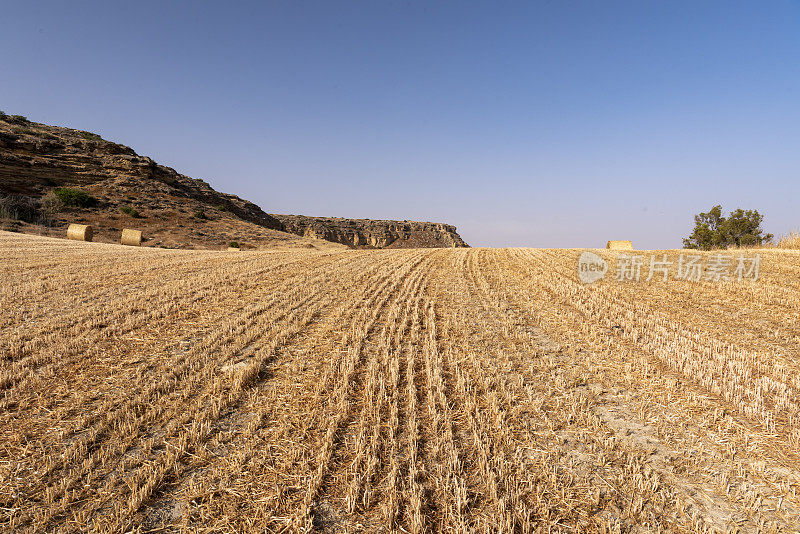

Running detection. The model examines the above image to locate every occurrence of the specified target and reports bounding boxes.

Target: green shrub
[228,241,240,249]
[79,131,102,141]
[54,188,98,208]
[193,210,208,220]
[119,206,142,218]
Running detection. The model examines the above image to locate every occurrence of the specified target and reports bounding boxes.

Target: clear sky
[2,1,799,248]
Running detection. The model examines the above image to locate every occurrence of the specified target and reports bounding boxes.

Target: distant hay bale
[227,246,241,251]
[607,240,633,250]
[66,224,93,242]
[121,229,142,246]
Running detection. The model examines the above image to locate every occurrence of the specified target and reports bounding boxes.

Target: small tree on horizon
[683,205,773,250]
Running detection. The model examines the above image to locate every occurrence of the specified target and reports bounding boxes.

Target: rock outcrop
[273,214,468,248]
[0,114,282,231]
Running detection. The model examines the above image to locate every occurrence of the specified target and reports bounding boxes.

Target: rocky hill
[275,214,468,248]
[0,112,467,249]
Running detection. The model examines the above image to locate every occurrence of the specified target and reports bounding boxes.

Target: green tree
[683,205,773,250]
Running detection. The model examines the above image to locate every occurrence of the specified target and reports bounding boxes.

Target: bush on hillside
[54,187,98,208]
[79,131,103,141]
[0,194,39,223]
[0,193,63,227]
[39,192,62,226]
[119,206,142,218]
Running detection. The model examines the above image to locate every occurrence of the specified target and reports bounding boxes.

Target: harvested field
[1,231,800,532]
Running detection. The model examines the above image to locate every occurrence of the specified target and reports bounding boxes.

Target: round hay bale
[607,240,633,250]
[121,228,142,246]
[227,246,241,252]
[66,224,93,242]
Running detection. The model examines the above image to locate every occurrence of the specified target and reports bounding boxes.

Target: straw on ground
[1,231,799,533]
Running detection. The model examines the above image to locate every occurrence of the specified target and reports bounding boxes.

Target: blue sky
[2,1,799,247]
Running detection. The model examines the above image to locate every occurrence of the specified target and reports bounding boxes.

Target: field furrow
[2,233,799,532]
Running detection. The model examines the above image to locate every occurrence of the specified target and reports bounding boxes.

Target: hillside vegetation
[2,232,799,532]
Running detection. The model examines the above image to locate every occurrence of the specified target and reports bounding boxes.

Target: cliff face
[273,214,469,248]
